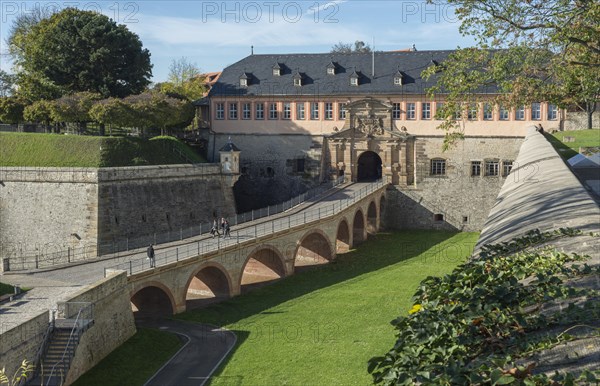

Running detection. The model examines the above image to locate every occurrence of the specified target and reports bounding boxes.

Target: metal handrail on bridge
[104,180,386,277]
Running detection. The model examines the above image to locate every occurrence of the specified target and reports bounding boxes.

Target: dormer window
[239,72,249,87]
[272,62,282,76]
[293,70,303,87]
[394,69,404,86]
[326,61,336,75]
[349,69,359,86]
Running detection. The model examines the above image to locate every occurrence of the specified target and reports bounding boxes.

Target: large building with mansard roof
[195,49,562,230]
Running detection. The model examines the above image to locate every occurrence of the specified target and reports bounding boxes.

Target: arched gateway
[325,97,414,184]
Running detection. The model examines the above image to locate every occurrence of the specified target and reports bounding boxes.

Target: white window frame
[229,103,238,120]
[516,106,525,120]
[435,102,444,120]
[406,103,416,120]
[240,78,248,87]
[216,103,224,120]
[531,102,541,120]
[283,102,291,120]
[296,102,305,120]
[503,161,513,177]
[325,102,333,120]
[547,104,558,120]
[471,161,481,176]
[255,102,264,120]
[392,103,401,119]
[338,103,346,120]
[350,77,358,86]
[422,102,431,120]
[242,103,251,120]
[483,103,493,120]
[294,78,302,87]
[485,160,499,176]
[499,106,509,121]
[311,102,319,120]
[327,67,335,75]
[269,103,278,120]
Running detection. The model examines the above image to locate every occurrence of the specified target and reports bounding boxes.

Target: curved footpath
[138,319,236,386]
[476,127,599,376]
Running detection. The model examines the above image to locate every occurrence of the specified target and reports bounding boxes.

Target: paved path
[138,319,236,386]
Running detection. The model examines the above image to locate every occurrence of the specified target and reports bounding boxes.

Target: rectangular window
[422,102,431,120]
[406,103,416,120]
[471,161,481,176]
[283,102,291,119]
[296,102,305,120]
[499,106,509,121]
[216,103,224,120]
[325,102,333,120]
[531,102,541,120]
[269,103,278,120]
[311,102,319,120]
[392,103,401,119]
[468,104,478,120]
[228,103,238,120]
[516,106,525,120]
[483,103,493,120]
[338,103,346,120]
[435,102,444,120]
[547,104,558,120]
[255,102,264,120]
[503,161,513,177]
[242,103,251,120]
[430,159,446,175]
[485,160,499,176]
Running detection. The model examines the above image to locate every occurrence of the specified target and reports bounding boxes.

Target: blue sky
[0,0,477,83]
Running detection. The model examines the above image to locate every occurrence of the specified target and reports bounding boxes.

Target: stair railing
[20,312,55,386]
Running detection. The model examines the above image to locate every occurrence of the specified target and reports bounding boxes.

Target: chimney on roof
[412,44,417,51]
[251,45,254,55]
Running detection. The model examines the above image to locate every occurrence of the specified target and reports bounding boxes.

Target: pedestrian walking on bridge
[147,244,155,268]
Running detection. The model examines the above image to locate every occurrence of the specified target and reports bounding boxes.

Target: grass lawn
[71,328,183,386]
[0,282,14,296]
[546,129,600,159]
[176,231,478,385]
[0,133,205,167]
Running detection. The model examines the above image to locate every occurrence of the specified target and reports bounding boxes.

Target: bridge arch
[352,209,366,245]
[367,200,378,235]
[130,281,176,317]
[240,245,286,294]
[294,230,334,271]
[185,262,233,309]
[379,194,386,229]
[336,218,351,253]
[357,151,382,182]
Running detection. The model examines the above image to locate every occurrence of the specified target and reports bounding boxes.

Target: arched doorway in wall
[240,247,286,294]
[379,195,386,230]
[294,231,333,272]
[353,210,366,245]
[357,151,382,182]
[131,285,174,318]
[185,265,231,310]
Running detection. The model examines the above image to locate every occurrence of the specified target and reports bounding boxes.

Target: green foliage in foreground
[71,328,182,386]
[0,282,14,296]
[370,229,600,385]
[546,129,600,160]
[176,231,478,385]
[0,133,205,167]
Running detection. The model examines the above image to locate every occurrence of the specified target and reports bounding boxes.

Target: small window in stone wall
[266,167,275,178]
[190,212,195,220]
[166,213,170,221]
[430,159,446,175]
[463,216,468,223]
[115,216,119,225]
[142,214,146,222]
[434,214,444,222]
[295,158,305,173]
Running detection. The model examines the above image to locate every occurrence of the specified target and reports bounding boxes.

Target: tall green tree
[23,99,55,133]
[157,57,206,101]
[17,8,152,100]
[424,0,600,146]
[50,92,101,134]
[0,70,17,97]
[0,97,25,126]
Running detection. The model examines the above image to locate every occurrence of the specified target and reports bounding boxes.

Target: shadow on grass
[175,230,464,327]
[544,132,578,160]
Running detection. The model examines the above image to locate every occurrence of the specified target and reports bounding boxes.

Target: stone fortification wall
[386,136,524,232]
[63,271,136,385]
[0,310,49,381]
[563,111,599,131]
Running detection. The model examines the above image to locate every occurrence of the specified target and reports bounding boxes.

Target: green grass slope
[0,133,205,167]
[546,129,600,159]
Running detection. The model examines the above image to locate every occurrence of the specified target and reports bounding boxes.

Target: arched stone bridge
[106,182,387,316]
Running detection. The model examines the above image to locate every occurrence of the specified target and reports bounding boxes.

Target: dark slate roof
[219,142,241,152]
[208,50,475,97]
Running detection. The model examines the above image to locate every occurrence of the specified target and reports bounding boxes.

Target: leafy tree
[330,40,372,54]
[157,57,206,101]
[89,98,133,136]
[17,8,152,100]
[123,91,194,136]
[424,0,600,146]
[0,97,25,125]
[50,92,101,134]
[0,71,16,97]
[23,99,55,133]
[6,6,55,64]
